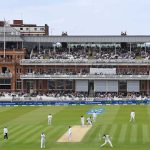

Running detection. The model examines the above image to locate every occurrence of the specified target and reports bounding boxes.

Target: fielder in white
[81,116,85,127]
[93,111,97,122]
[130,110,135,122]
[101,134,113,147]
[87,117,92,126]
[41,132,46,149]
[68,126,72,141]
[48,114,52,125]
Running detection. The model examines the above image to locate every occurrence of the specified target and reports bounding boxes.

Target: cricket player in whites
[4,127,8,140]
[87,116,92,126]
[130,110,135,122]
[48,114,52,125]
[101,134,113,148]
[93,111,97,122]
[68,126,72,141]
[41,132,46,148]
[81,116,85,127]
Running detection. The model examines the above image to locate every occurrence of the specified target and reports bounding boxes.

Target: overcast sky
[1,0,150,35]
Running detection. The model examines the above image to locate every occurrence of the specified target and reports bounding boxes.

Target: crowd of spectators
[0,91,149,101]
[29,45,150,61]
[24,69,149,76]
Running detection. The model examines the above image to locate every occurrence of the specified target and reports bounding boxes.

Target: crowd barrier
[0,100,150,106]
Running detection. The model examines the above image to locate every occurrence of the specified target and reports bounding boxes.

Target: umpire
[4,127,8,140]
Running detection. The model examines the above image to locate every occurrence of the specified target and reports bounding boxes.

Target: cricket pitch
[57,125,92,142]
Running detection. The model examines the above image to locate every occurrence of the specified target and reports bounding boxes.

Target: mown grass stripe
[86,125,100,143]
[13,125,43,143]
[118,124,128,143]
[142,124,150,143]
[9,125,33,140]
[0,124,23,139]
[94,125,108,142]
[84,124,111,143]
[24,126,65,144]
[0,125,14,137]
[130,124,137,143]
[112,124,122,143]
[44,126,64,143]
[24,125,51,143]
[99,124,112,139]
[109,124,118,137]
[137,124,142,144]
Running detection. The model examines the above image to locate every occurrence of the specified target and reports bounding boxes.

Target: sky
[1,0,150,35]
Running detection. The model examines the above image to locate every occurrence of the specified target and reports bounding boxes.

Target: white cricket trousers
[48,119,51,125]
[41,139,45,148]
[130,116,135,122]
[101,140,113,147]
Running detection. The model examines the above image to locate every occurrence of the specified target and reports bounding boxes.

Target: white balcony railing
[0,73,12,78]
[20,59,150,66]
[20,74,150,80]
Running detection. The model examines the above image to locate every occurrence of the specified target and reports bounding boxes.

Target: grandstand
[0,20,150,101]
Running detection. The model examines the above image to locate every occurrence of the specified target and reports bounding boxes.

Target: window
[16,79,21,89]
[28,68,33,73]
[48,80,55,90]
[34,28,37,31]
[40,28,44,31]
[65,80,73,90]
[118,81,127,92]
[26,28,29,30]
[56,80,64,90]
[0,79,11,85]
[20,28,23,30]
[0,85,11,89]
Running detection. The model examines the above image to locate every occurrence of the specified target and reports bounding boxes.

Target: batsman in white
[101,134,113,147]
[130,110,135,122]
[48,114,52,125]
[68,126,72,141]
[87,116,92,126]
[81,116,85,127]
[41,132,46,149]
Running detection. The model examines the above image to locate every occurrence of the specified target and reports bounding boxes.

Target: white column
[22,41,24,49]
[115,43,117,55]
[130,43,132,54]
[145,43,147,53]
[38,42,40,52]
[21,79,24,93]
[84,43,86,53]
[54,43,56,52]
[99,43,101,53]
[68,43,70,54]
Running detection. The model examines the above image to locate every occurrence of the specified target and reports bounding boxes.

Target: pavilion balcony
[20,59,150,66]
[0,73,12,78]
[20,74,150,80]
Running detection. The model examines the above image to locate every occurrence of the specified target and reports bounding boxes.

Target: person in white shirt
[81,116,85,127]
[93,111,97,122]
[130,110,135,122]
[68,126,72,141]
[101,134,113,147]
[87,116,92,126]
[41,132,46,148]
[4,127,8,140]
[48,114,52,125]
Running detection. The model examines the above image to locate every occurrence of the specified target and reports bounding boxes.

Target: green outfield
[0,105,150,150]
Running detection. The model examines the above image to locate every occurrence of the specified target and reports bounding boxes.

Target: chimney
[13,20,23,25]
